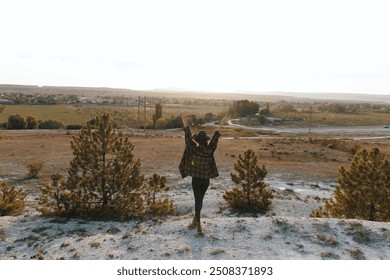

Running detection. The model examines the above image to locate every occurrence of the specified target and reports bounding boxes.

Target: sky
[1,0,390,95]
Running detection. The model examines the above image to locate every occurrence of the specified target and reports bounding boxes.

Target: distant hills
[1,84,389,103]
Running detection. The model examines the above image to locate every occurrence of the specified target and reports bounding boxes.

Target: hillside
[0,129,389,260]
[0,172,389,260]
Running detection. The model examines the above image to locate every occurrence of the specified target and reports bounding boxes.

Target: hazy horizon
[1,0,390,96]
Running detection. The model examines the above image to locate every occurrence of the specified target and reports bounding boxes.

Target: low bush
[7,114,26,129]
[143,173,175,217]
[66,124,82,130]
[26,162,44,179]
[0,182,26,216]
[26,115,38,129]
[39,120,65,129]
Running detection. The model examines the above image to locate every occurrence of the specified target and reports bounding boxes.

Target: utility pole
[0,105,6,115]
[143,96,146,132]
[137,96,140,132]
[308,105,313,134]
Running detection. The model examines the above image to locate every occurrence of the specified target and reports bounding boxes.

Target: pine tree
[143,173,175,217]
[39,113,145,220]
[0,182,26,216]
[311,147,390,222]
[224,149,273,213]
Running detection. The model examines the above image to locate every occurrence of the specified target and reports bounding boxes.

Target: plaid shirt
[179,126,221,179]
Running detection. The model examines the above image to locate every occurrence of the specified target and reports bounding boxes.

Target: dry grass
[0,103,228,127]
[1,128,389,185]
[0,228,6,241]
[348,248,366,260]
[275,111,390,127]
[89,242,101,248]
[321,251,340,259]
[317,234,339,246]
[209,248,226,256]
[0,105,89,125]
[1,106,390,217]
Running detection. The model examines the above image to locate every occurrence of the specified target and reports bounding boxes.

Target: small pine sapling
[38,174,68,216]
[143,173,175,217]
[311,147,390,222]
[0,182,26,216]
[224,149,273,213]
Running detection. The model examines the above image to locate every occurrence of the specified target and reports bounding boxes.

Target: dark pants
[192,177,210,223]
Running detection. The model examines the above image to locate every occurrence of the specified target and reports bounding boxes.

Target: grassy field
[0,103,228,127]
[0,105,89,125]
[267,111,390,127]
[1,103,389,128]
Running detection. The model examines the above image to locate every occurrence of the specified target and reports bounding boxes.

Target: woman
[179,114,228,235]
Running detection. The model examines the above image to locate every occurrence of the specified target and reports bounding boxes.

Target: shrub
[155,118,167,129]
[0,182,26,216]
[204,112,214,122]
[66,124,82,130]
[26,115,38,129]
[143,173,175,217]
[38,174,64,217]
[311,147,390,222]
[224,149,273,213]
[26,162,44,179]
[39,120,65,129]
[274,103,297,113]
[165,116,182,129]
[228,100,260,117]
[259,102,271,116]
[7,114,26,129]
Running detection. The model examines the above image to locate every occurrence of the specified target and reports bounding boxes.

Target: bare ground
[1,128,388,182]
[1,128,389,260]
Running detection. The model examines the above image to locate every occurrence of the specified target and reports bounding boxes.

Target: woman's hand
[217,115,230,131]
[181,113,188,128]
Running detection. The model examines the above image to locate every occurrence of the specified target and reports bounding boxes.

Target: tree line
[4,114,67,129]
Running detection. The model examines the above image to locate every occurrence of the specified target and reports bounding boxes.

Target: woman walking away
[179,114,229,236]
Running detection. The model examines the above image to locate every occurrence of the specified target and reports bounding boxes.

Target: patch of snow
[0,172,389,260]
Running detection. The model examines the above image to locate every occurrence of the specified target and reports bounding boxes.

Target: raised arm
[216,115,230,131]
[181,113,188,128]
[181,113,196,149]
[208,115,228,151]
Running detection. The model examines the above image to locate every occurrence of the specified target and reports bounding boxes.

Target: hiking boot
[188,217,196,229]
[196,221,204,236]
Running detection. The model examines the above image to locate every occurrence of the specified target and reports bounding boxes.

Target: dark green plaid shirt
[179,126,221,179]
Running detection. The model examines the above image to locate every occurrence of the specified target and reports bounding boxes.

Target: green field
[0,103,228,127]
[0,105,91,125]
[2,103,389,128]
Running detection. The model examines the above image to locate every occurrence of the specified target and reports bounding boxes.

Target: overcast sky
[1,0,390,95]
